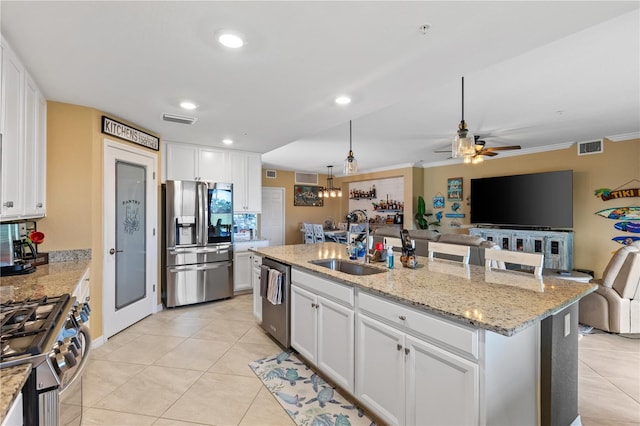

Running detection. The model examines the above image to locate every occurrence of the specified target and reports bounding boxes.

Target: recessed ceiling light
[335,96,351,105]
[180,101,198,110]
[218,33,244,48]
[222,139,233,145]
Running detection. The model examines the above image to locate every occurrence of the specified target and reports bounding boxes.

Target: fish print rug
[249,351,375,426]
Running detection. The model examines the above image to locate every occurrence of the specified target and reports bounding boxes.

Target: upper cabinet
[164,142,262,213]
[1,37,47,222]
[229,151,262,213]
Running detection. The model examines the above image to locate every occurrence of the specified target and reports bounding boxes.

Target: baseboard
[570,414,582,426]
[155,303,164,313]
[90,334,106,349]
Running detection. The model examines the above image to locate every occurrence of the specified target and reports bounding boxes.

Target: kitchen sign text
[102,116,159,151]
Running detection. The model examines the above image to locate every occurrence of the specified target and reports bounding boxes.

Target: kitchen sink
[309,258,387,275]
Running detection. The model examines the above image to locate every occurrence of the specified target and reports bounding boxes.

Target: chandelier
[318,166,342,198]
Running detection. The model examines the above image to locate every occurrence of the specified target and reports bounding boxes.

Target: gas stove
[0,294,91,426]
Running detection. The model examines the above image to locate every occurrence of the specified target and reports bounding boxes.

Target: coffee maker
[0,223,37,276]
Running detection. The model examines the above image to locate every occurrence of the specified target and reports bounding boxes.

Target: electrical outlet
[564,313,571,337]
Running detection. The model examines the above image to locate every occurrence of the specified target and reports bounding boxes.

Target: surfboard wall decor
[612,236,640,245]
[614,222,640,233]
[595,207,640,220]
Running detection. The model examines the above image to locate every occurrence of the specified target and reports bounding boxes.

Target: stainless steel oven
[1,294,92,426]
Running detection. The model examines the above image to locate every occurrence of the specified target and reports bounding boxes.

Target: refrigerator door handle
[169,261,232,273]
[196,182,208,245]
[168,246,231,255]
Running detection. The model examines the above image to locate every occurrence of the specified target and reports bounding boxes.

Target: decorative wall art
[614,222,640,233]
[293,185,323,207]
[612,236,640,245]
[433,193,445,209]
[594,179,640,201]
[447,177,463,201]
[595,207,640,220]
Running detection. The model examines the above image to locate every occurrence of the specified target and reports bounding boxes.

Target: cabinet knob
[399,315,406,321]
[404,348,410,355]
[311,303,316,308]
[36,203,43,208]
[397,344,403,351]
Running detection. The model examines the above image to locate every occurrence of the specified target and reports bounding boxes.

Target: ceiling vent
[162,113,197,125]
[295,172,318,185]
[577,139,603,156]
[265,170,277,179]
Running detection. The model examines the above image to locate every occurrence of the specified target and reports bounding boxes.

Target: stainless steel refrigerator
[162,180,234,308]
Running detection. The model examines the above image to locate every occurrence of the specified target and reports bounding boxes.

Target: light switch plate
[564,313,571,337]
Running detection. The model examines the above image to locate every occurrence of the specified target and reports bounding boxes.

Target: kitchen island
[253,242,596,426]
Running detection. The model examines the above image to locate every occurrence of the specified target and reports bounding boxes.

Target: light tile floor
[61,294,640,425]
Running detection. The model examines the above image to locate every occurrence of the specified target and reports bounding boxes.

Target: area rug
[249,351,375,426]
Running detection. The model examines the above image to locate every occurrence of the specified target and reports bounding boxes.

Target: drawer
[358,291,478,359]
[292,268,354,307]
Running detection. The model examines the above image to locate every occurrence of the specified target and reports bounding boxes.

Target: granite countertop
[252,243,597,336]
[0,364,31,422]
[0,259,90,303]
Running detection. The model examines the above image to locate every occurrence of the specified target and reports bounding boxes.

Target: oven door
[58,324,91,426]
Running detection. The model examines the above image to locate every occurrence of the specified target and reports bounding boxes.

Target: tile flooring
[61,294,639,425]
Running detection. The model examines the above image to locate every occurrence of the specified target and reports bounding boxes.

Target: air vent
[577,139,603,156]
[265,170,277,179]
[162,113,197,125]
[295,172,318,185]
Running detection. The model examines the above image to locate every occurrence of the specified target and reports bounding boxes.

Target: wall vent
[266,169,277,179]
[577,139,603,156]
[295,172,318,185]
[162,113,198,125]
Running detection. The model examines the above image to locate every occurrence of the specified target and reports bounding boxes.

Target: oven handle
[59,324,92,397]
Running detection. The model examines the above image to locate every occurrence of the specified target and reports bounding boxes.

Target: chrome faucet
[346,209,370,263]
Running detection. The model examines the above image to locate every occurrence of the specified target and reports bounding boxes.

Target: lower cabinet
[290,272,355,393]
[234,250,253,292]
[356,294,479,426]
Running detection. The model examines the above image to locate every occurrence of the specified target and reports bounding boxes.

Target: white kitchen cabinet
[234,250,253,293]
[356,291,479,426]
[229,151,262,213]
[0,37,46,221]
[405,336,479,426]
[291,269,355,392]
[164,142,229,183]
[234,240,269,294]
[251,254,262,322]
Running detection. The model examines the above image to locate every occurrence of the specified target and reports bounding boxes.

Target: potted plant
[415,195,441,231]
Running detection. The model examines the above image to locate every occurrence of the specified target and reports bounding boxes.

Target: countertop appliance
[0,294,91,426]
[0,222,37,276]
[260,257,291,348]
[162,180,234,308]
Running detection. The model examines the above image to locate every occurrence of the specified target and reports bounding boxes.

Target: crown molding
[606,132,640,142]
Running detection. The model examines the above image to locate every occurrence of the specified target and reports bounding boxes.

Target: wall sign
[433,193,445,209]
[102,116,159,151]
[447,177,463,201]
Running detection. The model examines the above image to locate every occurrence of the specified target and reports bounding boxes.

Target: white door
[233,250,253,292]
[290,284,317,364]
[103,140,157,338]
[405,336,479,426]
[355,314,405,426]
[260,187,284,245]
[317,295,355,392]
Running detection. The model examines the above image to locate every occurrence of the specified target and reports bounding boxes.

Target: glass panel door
[115,161,146,309]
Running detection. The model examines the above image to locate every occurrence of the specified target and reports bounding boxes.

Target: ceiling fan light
[463,155,472,164]
[472,155,483,164]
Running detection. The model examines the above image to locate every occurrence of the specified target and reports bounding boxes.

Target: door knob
[109,248,123,255]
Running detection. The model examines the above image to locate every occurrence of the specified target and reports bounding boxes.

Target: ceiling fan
[434,136,521,162]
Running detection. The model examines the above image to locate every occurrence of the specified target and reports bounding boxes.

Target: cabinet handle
[311,303,316,308]
[397,344,403,351]
[36,203,43,208]
[3,201,13,208]
[404,348,410,355]
[399,315,406,321]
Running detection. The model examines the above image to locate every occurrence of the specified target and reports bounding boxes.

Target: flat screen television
[470,170,573,229]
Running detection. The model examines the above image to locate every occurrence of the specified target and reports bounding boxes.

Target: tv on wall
[470,170,573,229]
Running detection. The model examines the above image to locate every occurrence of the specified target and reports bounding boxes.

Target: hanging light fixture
[452,76,476,161]
[344,120,358,175]
[317,165,342,199]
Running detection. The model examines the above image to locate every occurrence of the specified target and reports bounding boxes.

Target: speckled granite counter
[0,364,31,423]
[252,243,597,336]
[0,259,90,303]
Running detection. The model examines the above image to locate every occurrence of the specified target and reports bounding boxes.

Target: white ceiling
[2,1,639,175]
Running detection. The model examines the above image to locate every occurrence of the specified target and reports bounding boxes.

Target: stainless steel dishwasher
[260,258,291,348]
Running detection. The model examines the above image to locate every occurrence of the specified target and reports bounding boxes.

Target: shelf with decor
[373,209,403,213]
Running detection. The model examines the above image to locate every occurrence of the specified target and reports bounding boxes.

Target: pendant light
[344,120,358,175]
[317,165,342,198]
[452,77,476,160]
